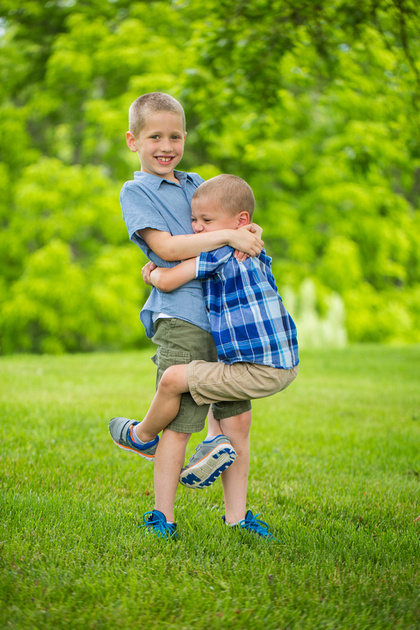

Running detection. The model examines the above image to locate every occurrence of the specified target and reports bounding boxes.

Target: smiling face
[191,196,250,233]
[126,111,186,183]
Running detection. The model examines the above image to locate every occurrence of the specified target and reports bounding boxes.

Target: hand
[230,224,264,261]
[142,261,157,286]
[249,222,263,240]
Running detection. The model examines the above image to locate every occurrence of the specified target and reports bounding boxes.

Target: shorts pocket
[153,347,191,371]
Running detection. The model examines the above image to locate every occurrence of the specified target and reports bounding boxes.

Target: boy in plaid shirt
[140,174,299,536]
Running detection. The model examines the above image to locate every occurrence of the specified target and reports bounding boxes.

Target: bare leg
[214,410,252,524]
[206,410,222,438]
[135,364,189,443]
[153,428,191,523]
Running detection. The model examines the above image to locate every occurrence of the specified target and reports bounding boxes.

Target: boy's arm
[138,224,263,262]
[149,259,197,292]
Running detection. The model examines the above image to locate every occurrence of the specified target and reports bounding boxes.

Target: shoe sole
[110,438,156,461]
[179,444,236,489]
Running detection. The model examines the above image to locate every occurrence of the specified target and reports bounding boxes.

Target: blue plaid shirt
[196,246,299,369]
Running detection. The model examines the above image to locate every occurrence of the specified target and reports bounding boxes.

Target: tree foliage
[0,0,419,353]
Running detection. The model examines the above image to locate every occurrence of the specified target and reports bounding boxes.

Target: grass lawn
[1,345,419,629]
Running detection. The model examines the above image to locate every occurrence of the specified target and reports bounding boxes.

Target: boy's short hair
[193,174,255,219]
[129,92,186,138]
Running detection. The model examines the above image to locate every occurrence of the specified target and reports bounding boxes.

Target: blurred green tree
[0,0,419,352]
[179,0,420,343]
[0,0,193,353]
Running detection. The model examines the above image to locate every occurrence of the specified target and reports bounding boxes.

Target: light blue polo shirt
[120,170,211,338]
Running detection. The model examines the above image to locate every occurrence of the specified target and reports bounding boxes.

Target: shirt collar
[133,170,191,190]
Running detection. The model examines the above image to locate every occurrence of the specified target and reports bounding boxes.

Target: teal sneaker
[140,510,177,540]
[179,435,236,489]
[109,417,158,461]
[223,510,274,540]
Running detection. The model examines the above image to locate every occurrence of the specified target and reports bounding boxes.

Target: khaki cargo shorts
[187,360,299,406]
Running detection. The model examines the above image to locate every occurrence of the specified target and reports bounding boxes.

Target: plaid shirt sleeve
[196,246,234,279]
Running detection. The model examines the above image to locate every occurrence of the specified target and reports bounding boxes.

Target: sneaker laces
[140,510,177,539]
[240,511,274,539]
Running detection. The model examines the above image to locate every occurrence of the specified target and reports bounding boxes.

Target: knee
[161,427,191,445]
[159,365,181,395]
[221,412,251,451]
[233,412,252,437]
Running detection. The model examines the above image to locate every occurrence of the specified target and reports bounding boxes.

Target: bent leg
[135,364,190,443]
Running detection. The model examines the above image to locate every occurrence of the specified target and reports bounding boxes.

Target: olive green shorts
[151,318,251,434]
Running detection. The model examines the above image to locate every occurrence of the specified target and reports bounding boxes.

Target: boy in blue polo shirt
[109,93,263,539]
[134,174,299,539]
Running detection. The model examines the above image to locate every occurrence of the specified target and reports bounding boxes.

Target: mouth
[155,156,174,164]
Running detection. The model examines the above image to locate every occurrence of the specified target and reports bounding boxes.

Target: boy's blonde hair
[193,174,255,220]
[128,92,186,138]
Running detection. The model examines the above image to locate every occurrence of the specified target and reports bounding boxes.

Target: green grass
[1,345,419,629]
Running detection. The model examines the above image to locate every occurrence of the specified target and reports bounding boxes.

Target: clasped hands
[142,222,263,286]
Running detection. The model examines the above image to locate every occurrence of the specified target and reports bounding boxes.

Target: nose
[159,137,172,152]
[193,222,203,233]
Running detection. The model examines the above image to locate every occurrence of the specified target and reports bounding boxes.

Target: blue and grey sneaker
[179,435,236,489]
[109,417,158,461]
[140,510,177,540]
[223,510,274,539]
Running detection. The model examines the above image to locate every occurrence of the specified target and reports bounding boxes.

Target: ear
[237,211,250,227]
[126,131,138,153]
